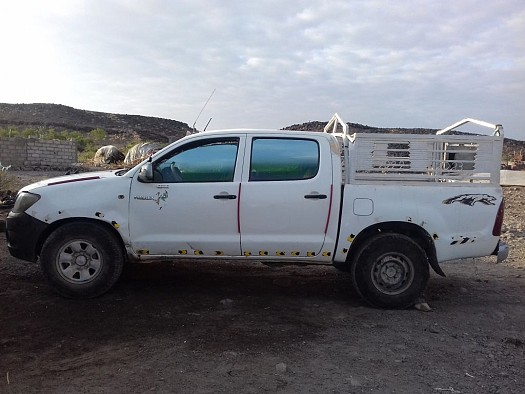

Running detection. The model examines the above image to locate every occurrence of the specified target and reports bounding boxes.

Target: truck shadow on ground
[119,260,358,300]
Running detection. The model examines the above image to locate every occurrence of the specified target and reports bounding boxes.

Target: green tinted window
[250,138,319,181]
[155,138,239,183]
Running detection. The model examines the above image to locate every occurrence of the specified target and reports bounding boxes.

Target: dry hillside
[0,103,192,143]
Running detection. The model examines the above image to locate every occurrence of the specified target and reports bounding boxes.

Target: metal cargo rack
[324,114,504,185]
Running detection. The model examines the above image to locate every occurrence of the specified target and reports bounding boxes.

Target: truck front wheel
[351,233,429,308]
[40,222,124,298]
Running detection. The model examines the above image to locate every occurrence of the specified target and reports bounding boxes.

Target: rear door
[239,135,333,257]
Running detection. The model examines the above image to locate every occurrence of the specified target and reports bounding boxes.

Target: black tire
[350,233,429,309]
[40,222,124,298]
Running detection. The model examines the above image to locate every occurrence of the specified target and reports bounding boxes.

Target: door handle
[214,194,237,200]
[304,194,327,199]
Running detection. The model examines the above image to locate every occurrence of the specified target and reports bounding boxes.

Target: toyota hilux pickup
[6,114,508,308]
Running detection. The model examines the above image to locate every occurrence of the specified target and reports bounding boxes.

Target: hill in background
[0,103,523,160]
[0,103,192,143]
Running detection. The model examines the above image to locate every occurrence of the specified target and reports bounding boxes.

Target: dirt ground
[1,171,524,393]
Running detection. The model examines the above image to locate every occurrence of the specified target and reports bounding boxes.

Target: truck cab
[128,130,341,260]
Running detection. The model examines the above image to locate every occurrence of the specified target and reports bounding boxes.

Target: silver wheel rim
[371,253,414,295]
[55,240,103,284]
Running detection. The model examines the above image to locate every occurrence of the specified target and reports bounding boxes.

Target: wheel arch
[346,221,445,277]
[36,218,126,261]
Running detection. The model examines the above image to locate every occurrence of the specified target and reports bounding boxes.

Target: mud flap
[427,247,446,277]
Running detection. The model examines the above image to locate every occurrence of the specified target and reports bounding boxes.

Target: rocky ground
[0,171,524,393]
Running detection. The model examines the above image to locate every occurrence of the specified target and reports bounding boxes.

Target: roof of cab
[188,128,331,138]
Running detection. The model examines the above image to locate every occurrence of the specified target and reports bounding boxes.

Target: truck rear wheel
[351,233,429,308]
[40,222,124,298]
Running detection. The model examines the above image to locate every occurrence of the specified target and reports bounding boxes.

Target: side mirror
[138,161,153,182]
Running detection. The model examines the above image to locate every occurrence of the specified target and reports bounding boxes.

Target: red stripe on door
[324,184,334,234]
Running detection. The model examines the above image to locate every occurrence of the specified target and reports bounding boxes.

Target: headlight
[12,192,41,213]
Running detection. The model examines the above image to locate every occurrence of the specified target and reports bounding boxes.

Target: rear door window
[249,138,319,181]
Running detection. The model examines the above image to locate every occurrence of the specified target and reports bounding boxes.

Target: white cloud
[0,0,523,139]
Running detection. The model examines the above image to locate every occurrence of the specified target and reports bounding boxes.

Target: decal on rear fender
[442,194,496,206]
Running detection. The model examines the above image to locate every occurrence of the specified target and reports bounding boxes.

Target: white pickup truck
[6,114,508,308]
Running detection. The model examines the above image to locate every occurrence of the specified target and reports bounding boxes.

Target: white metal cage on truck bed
[324,114,504,185]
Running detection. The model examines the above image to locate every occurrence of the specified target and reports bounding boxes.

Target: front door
[128,136,244,257]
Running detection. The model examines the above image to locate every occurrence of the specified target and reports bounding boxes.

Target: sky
[0,0,524,140]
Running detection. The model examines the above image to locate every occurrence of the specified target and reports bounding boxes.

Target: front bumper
[6,211,48,262]
[492,241,509,264]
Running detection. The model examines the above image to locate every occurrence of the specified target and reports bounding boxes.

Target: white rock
[220,298,234,306]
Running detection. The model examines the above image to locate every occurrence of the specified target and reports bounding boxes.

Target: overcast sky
[1,0,523,140]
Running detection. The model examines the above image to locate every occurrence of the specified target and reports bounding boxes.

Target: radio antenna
[192,88,216,132]
[203,117,212,131]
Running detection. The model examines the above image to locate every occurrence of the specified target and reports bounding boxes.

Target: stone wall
[0,137,77,169]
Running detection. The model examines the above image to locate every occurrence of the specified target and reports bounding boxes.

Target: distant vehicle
[6,114,508,308]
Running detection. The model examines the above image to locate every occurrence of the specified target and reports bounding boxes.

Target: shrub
[89,128,106,142]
